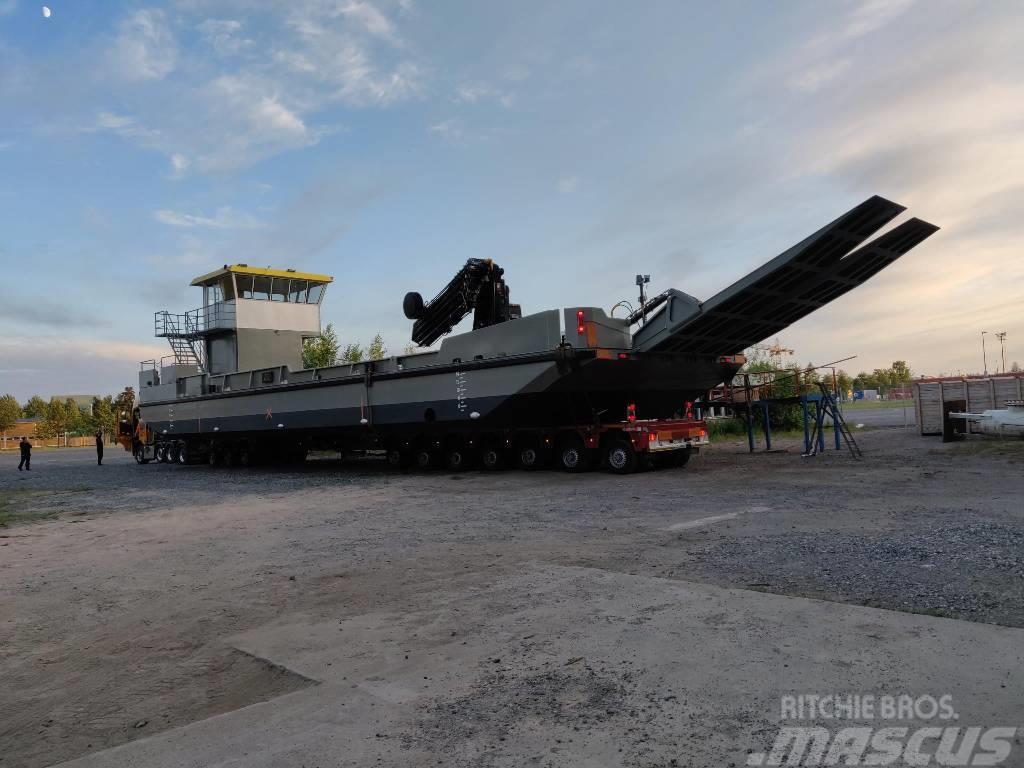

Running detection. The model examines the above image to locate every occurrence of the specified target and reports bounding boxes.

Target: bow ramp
[631,196,938,355]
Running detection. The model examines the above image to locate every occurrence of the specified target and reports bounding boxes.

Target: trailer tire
[605,440,638,474]
[238,445,253,467]
[386,448,410,469]
[414,448,433,470]
[208,447,221,466]
[557,437,592,473]
[518,444,543,471]
[176,441,189,464]
[480,445,504,471]
[157,443,170,463]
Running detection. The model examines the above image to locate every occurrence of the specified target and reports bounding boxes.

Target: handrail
[155,301,236,337]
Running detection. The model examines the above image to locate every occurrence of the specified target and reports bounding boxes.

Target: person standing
[18,437,31,471]
[95,429,104,466]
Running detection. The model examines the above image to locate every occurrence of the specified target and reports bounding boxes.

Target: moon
[42,6,51,17]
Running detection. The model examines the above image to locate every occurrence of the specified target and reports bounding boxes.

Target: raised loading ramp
[632,196,938,355]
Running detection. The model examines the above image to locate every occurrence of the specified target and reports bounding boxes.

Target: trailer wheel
[208,447,221,466]
[557,437,592,473]
[518,445,543,471]
[480,445,504,471]
[414,448,433,470]
[157,443,170,463]
[176,441,189,464]
[134,446,149,464]
[222,447,236,467]
[605,440,638,474]
[445,447,469,471]
[238,445,253,467]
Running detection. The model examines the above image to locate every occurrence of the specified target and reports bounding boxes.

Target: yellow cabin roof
[190,264,334,287]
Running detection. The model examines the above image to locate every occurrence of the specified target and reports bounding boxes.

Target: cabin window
[288,280,307,303]
[238,274,255,299]
[252,276,272,301]
[307,283,325,304]
[270,278,288,302]
[260,371,274,384]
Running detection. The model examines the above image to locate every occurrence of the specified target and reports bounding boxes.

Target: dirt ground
[1,429,1023,767]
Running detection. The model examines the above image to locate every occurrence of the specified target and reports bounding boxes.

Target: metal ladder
[155,311,206,370]
[807,382,862,459]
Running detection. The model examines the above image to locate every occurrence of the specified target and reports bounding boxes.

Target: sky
[1,0,1022,402]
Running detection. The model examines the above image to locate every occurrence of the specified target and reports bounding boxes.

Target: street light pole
[995,331,1007,373]
[981,331,989,375]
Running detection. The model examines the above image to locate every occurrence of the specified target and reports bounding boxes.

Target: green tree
[302,322,340,368]
[367,333,387,361]
[889,360,913,385]
[836,370,853,400]
[23,395,48,418]
[64,398,84,435]
[38,397,70,440]
[340,342,364,363]
[402,343,417,356]
[0,394,22,434]
[92,396,116,436]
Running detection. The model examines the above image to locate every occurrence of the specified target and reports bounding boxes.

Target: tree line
[0,393,121,439]
[301,325,417,369]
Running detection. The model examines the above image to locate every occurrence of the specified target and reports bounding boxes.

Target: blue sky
[1,0,1022,401]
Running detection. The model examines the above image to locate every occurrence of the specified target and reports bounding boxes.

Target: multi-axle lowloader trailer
[115,195,937,473]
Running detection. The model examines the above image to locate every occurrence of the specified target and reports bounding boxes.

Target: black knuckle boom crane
[115,196,937,473]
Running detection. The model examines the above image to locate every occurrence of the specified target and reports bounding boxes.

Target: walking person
[95,429,104,466]
[18,437,31,471]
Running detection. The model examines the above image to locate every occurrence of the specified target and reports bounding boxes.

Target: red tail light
[627,402,636,423]
[576,310,585,335]
[648,431,657,442]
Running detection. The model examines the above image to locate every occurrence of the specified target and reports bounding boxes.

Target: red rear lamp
[626,402,637,423]
[576,310,585,334]
[648,431,657,442]
[617,352,630,360]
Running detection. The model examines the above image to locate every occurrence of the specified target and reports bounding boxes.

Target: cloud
[198,19,253,56]
[428,118,462,139]
[0,337,168,401]
[0,299,107,329]
[0,0,16,16]
[153,207,265,230]
[557,176,578,194]
[167,153,190,177]
[109,9,178,81]
[788,58,851,93]
[454,81,513,107]
[337,1,399,44]
[844,0,916,39]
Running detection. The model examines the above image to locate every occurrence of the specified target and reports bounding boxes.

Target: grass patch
[0,489,60,527]
[0,486,92,527]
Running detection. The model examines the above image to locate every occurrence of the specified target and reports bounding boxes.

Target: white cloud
[788,58,851,93]
[337,1,398,44]
[0,0,17,16]
[198,19,253,56]
[455,81,513,107]
[168,153,190,178]
[154,206,264,230]
[557,176,579,194]
[844,0,915,39]
[428,118,462,139]
[109,9,178,81]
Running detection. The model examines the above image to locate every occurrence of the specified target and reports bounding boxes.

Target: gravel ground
[2,428,1023,766]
